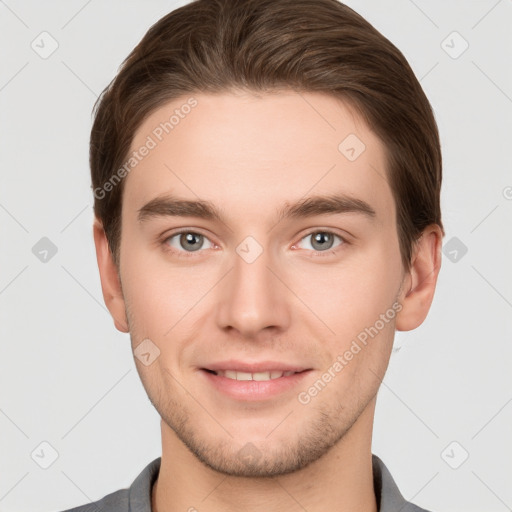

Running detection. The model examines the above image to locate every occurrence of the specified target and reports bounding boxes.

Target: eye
[164,231,215,254]
[294,230,345,253]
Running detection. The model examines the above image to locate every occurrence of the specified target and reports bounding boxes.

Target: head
[92,0,443,478]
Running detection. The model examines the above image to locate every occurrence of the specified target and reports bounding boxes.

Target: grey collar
[126,454,431,512]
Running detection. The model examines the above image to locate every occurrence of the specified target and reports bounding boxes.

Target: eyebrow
[137,193,376,224]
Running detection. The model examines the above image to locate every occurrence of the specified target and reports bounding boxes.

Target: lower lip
[200,369,312,401]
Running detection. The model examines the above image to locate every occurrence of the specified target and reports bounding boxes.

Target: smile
[201,368,311,401]
[209,370,299,381]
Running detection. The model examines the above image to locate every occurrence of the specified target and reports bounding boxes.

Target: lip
[200,367,312,401]
[202,360,309,373]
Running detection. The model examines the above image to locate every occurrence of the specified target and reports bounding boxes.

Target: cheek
[120,243,219,336]
[286,246,401,341]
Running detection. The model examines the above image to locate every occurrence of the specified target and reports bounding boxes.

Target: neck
[152,400,378,512]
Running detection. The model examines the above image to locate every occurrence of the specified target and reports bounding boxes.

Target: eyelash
[161,229,348,259]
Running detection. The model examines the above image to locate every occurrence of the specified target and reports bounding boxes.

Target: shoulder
[372,454,435,512]
[57,488,129,512]
[55,457,161,512]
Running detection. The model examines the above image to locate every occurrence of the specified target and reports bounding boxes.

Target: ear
[395,224,443,331]
[93,217,129,333]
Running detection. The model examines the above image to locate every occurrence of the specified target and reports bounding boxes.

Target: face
[115,90,407,477]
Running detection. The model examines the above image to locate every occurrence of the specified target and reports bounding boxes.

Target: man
[63,0,443,510]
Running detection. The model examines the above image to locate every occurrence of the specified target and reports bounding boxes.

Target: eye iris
[180,233,203,251]
[311,232,333,251]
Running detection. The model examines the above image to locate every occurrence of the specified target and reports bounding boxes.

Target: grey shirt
[59,454,431,512]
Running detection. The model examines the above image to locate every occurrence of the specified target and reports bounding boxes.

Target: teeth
[215,370,297,381]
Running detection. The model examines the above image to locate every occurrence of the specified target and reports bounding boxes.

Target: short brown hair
[90,0,444,270]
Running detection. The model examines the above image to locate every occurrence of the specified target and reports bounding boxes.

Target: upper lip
[202,360,310,373]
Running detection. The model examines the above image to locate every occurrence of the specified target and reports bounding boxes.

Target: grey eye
[310,232,335,251]
[180,233,204,251]
[166,232,214,252]
[296,231,343,252]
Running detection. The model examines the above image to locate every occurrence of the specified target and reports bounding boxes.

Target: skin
[93,90,442,512]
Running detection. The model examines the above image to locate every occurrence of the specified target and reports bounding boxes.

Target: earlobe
[395,224,443,332]
[92,218,129,333]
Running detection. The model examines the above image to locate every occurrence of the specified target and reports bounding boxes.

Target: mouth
[202,369,303,380]
[200,365,312,401]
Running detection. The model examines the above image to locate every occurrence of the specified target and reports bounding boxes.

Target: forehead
[122,90,394,226]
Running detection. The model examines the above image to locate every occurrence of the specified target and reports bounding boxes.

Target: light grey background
[1,1,511,511]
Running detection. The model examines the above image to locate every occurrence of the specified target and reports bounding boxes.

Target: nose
[215,240,291,338]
